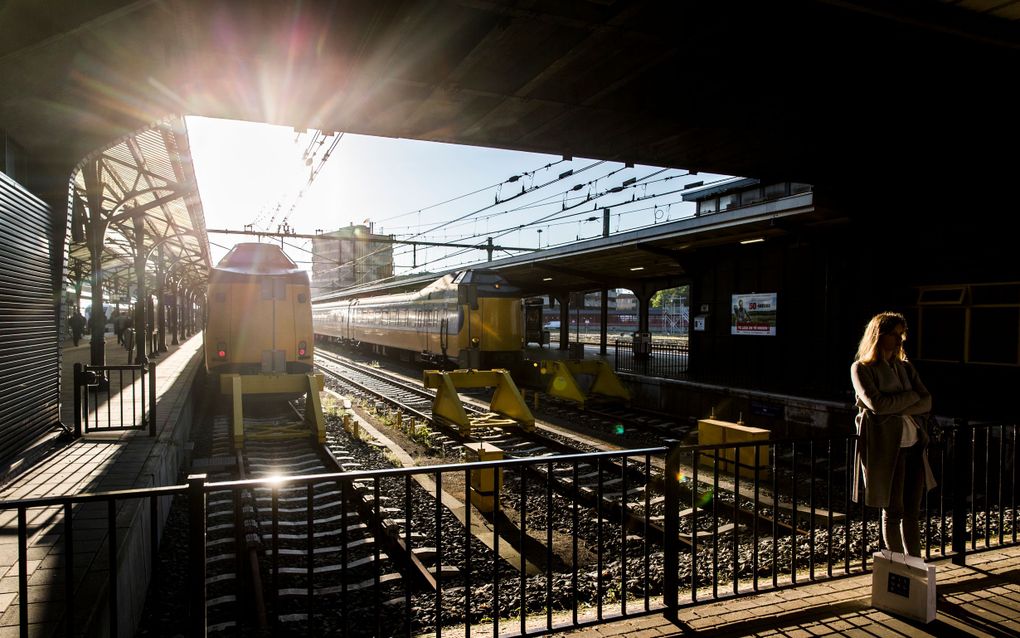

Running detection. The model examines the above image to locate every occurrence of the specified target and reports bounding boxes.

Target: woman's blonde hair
[855,312,908,365]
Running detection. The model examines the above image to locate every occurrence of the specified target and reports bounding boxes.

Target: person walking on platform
[122,313,134,350]
[113,310,123,344]
[851,311,937,557]
[68,310,86,347]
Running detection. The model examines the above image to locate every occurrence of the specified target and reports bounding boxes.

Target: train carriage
[205,243,315,376]
[313,269,523,370]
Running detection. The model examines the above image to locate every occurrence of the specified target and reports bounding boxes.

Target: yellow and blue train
[312,270,524,370]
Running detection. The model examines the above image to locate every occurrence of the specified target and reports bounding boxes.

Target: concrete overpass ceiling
[2,1,1019,191]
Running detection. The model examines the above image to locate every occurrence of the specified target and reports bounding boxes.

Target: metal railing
[0,483,182,638]
[1,422,1016,636]
[614,339,688,378]
[73,362,156,437]
[663,420,1018,612]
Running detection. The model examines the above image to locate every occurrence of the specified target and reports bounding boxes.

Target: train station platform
[0,333,205,636]
[554,545,1020,638]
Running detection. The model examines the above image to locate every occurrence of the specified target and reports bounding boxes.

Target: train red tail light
[216,342,227,360]
[298,341,308,358]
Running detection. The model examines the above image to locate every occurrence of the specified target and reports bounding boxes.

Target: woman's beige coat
[850,359,937,507]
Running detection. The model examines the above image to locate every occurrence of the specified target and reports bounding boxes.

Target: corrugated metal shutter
[0,171,59,475]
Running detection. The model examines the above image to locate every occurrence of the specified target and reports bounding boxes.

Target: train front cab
[454,270,522,370]
[206,279,314,376]
[205,243,324,447]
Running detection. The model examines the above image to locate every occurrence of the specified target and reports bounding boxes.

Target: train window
[764,183,787,199]
[698,198,718,215]
[719,193,739,211]
[741,188,763,205]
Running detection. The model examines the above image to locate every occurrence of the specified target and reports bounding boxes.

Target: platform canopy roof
[66,117,210,296]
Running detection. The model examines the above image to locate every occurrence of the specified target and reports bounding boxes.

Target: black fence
[0,422,1016,636]
[72,362,156,437]
[0,484,180,638]
[614,339,688,378]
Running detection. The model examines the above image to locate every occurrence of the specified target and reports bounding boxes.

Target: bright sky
[186,116,730,277]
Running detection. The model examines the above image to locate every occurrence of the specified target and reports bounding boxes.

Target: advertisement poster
[731,293,777,336]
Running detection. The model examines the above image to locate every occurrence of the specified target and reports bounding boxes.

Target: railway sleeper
[269,537,376,556]
[254,489,343,505]
[270,511,359,527]
[273,522,368,541]
[276,553,389,573]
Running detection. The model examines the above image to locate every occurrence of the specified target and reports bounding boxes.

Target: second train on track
[312,269,524,370]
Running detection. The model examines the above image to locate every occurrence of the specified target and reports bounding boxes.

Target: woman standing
[851,312,936,557]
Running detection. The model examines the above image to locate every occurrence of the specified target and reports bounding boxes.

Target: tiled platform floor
[556,545,1020,637]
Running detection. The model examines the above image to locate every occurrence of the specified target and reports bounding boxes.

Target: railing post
[663,444,681,620]
[952,419,970,566]
[148,363,157,437]
[73,363,83,438]
[188,473,207,636]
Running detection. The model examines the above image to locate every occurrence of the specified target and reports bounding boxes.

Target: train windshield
[453,270,505,285]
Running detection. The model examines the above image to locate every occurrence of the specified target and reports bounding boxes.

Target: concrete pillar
[638,291,652,334]
[558,294,570,350]
[599,286,609,356]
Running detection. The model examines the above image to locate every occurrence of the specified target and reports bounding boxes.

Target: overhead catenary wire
[280,132,344,228]
[404,160,608,240]
[375,158,568,224]
[311,169,718,283]
[393,173,699,266]
[386,167,680,238]
[305,160,617,280]
[237,150,734,291]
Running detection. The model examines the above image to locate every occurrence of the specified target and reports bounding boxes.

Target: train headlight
[471,337,480,347]
[298,341,309,358]
[216,342,227,360]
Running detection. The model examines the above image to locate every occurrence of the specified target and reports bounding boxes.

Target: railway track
[186,350,856,633]
[313,351,797,552]
[198,402,456,635]
[319,350,849,545]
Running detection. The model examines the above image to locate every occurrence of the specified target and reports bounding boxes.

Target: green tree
[651,285,688,308]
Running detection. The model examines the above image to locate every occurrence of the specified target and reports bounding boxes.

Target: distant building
[582,289,618,309]
[311,224,393,295]
[616,292,637,311]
